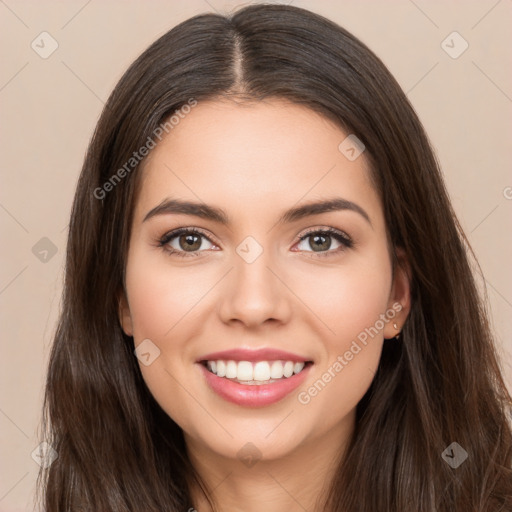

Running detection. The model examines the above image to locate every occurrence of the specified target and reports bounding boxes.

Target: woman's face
[119,98,410,464]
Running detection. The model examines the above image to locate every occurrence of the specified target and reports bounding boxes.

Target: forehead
[135,98,381,229]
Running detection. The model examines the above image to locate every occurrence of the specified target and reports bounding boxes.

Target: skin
[119,97,411,512]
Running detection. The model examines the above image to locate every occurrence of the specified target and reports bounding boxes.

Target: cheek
[125,251,212,341]
[290,256,391,408]
[124,252,210,429]
[291,255,392,345]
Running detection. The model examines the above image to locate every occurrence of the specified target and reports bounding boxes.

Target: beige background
[1,0,511,510]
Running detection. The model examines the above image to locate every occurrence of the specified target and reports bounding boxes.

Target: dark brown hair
[38,4,512,511]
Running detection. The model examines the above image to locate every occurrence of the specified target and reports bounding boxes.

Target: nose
[217,247,292,328]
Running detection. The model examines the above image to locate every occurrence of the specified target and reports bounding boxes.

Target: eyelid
[159,226,216,244]
[297,225,351,242]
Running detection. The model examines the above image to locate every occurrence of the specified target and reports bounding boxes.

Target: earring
[393,323,401,340]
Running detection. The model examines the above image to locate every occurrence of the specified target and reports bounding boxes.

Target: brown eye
[158,228,215,257]
[296,228,353,257]
[177,233,202,252]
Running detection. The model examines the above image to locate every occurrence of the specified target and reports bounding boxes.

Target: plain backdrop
[1,1,511,510]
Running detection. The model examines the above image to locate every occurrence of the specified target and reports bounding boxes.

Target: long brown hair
[37,4,512,511]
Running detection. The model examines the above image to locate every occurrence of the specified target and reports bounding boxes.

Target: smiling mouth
[200,359,314,385]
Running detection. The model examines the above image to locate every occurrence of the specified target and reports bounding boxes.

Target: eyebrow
[143,197,372,227]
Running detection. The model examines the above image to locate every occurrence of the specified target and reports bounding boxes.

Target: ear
[383,247,412,340]
[118,289,133,337]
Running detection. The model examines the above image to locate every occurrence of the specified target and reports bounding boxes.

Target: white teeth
[294,362,304,374]
[270,361,284,379]
[237,361,253,381]
[283,361,294,378]
[204,359,308,383]
[225,360,237,379]
[216,360,226,377]
[253,361,270,381]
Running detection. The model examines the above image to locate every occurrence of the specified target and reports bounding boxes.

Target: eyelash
[157,227,354,259]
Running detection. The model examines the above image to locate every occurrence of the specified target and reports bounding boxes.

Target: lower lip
[198,362,312,407]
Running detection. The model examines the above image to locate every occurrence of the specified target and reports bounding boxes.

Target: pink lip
[196,347,312,363]
[198,362,312,407]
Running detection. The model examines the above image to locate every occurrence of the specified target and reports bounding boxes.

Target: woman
[37,4,512,511]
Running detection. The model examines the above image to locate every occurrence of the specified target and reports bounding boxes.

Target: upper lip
[196,347,313,363]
